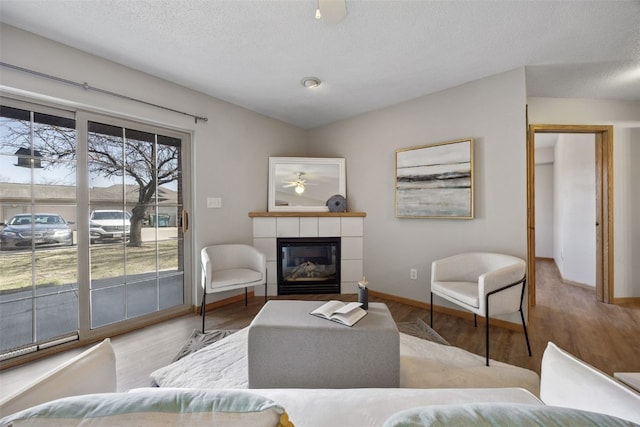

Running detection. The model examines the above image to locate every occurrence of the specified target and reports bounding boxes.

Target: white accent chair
[201,244,267,333]
[429,252,531,366]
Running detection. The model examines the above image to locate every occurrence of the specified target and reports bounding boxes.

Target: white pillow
[540,342,640,424]
[0,339,116,417]
[383,403,637,427]
[1,389,291,427]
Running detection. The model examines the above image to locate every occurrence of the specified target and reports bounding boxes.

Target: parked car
[0,213,74,250]
[89,210,131,243]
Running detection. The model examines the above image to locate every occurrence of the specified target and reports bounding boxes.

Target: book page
[311,300,366,326]
[332,302,362,314]
[331,307,367,327]
[310,300,345,318]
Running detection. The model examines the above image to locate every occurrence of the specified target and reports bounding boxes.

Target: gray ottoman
[247,300,399,388]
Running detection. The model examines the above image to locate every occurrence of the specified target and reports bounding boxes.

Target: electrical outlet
[410,268,417,280]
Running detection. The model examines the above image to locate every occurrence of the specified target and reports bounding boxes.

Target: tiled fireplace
[250,212,365,296]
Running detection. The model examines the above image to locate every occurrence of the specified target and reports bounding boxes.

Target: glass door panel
[0,206,36,353]
[90,285,126,327]
[0,104,78,356]
[87,120,185,329]
[123,128,158,320]
[88,121,127,328]
[156,134,184,310]
[32,206,78,343]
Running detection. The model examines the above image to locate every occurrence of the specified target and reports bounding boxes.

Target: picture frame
[395,138,474,219]
[268,157,346,212]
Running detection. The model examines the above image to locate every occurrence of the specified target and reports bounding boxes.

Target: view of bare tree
[88,122,179,246]
[1,107,180,247]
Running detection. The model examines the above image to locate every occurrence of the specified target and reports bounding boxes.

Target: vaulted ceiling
[1,0,639,129]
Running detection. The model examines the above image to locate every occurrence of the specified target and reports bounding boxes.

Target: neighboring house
[0,183,178,227]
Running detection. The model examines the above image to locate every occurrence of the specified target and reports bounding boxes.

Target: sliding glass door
[0,99,191,360]
[86,118,188,329]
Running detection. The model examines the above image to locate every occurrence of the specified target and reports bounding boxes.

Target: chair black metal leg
[485,315,490,366]
[429,292,433,327]
[245,287,248,306]
[474,314,478,327]
[485,294,490,366]
[483,275,530,366]
[201,292,206,333]
[264,283,268,303]
[520,307,532,356]
[519,277,532,357]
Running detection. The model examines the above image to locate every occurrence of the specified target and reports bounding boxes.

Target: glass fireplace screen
[277,237,341,294]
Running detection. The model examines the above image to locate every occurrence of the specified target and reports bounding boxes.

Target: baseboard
[613,296,640,306]
[369,289,430,310]
[369,289,524,332]
[194,291,256,314]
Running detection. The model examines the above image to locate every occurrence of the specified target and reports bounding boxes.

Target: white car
[89,210,131,243]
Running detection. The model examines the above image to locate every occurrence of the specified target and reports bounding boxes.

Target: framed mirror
[268,157,346,212]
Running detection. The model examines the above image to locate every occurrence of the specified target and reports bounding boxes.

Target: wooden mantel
[249,211,366,218]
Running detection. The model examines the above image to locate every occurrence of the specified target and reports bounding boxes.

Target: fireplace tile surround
[250,212,365,296]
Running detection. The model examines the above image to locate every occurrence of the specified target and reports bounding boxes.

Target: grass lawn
[0,240,179,292]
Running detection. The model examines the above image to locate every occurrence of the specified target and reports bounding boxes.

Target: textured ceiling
[1,0,639,129]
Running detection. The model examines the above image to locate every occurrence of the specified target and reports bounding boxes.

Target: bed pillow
[382,403,637,427]
[540,342,640,424]
[0,338,116,417]
[0,389,292,427]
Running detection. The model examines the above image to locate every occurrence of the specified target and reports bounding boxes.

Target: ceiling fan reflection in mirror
[283,172,317,195]
[315,0,347,24]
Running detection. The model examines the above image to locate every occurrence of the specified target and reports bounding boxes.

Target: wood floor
[1,258,638,395]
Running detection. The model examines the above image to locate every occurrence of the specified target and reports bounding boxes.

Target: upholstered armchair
[429,252,531,366]
[200,244,267,332]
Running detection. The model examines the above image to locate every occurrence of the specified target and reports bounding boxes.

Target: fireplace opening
[277,237,341,295]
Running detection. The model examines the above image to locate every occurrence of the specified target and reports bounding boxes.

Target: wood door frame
[526,124,614,306]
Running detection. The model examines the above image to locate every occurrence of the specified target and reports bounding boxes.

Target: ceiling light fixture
[295,183,305,194]
[301,77,321,88]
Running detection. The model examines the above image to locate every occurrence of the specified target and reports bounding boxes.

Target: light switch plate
[207,197,222,208]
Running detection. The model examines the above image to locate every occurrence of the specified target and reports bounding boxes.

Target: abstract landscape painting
[396,139,473,218]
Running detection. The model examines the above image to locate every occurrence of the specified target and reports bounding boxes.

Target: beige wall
[308,69,529,314]
[528,97,640,298]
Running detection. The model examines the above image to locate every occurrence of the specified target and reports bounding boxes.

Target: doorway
[527,124,613,306]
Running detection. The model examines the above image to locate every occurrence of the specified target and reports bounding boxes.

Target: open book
[310,300,367,327]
